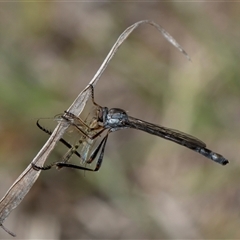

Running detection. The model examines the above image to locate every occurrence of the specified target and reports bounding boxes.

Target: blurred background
[0,2,239,239]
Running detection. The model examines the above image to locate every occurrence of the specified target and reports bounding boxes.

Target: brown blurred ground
[0,2,239,239]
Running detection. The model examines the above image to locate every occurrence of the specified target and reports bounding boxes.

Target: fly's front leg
[89,84,102,108]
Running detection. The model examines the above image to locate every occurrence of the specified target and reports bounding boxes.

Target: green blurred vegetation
[0,2,239,239]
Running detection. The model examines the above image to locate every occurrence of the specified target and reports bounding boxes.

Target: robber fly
[32,85,229,172]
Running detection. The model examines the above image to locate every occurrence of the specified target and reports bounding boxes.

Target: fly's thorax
[102,108,129,128]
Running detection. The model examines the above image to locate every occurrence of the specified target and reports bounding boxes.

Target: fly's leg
[89,84,101,108]
[32,141,81,171]
[61,84,102,132]
[36,120,82,159]
[56,130,110,172]
[62,111,105,139]
[33,121,84,171]
[33,133,109,172]
[55,134,109,172]
[34,118,108,170]
[85,133,109,171]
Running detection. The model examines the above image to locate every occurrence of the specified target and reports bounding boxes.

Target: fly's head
[98,107,129,129]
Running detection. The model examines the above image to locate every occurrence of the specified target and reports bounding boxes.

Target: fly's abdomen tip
[221,159,229,166]
[212,152,229,166]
